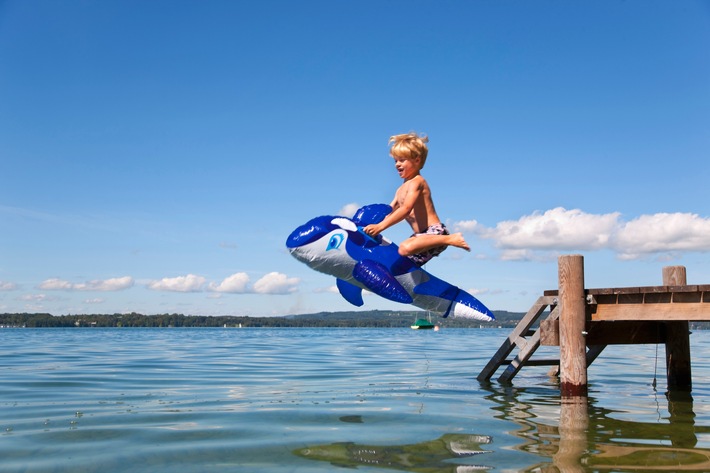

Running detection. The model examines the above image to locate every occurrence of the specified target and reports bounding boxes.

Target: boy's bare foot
[448,232,470,252]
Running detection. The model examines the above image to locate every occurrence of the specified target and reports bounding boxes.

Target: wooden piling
[558,255,588,397]
[663,266,692,391]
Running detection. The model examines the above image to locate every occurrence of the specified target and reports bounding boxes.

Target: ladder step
[476,296,558,382]
[501,359,560,367]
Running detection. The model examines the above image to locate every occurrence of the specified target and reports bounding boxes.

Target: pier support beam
[558,255,588,397]
[663,266,692,391]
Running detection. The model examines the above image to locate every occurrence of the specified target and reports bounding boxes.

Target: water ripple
[2,328,710,472]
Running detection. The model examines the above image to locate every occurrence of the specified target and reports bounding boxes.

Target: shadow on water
[481,383,710,472]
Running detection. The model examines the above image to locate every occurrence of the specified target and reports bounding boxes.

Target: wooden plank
[498,306,560,383]
[546,343,607,377]
[590,287,642,295]
[498,340,541,382]
[476,335,515,382]
[538,320,666,346]
[617,293,644,304]
[513,335,528,350]
[586,285,702,295]
[643,292,672,303]
[547,285,708,297]
[673,291,703,303]
[540,318,559,346]
[525,359,561,367]
[591,303,710,321]
[585,345,606,367]
[585,321,665,345]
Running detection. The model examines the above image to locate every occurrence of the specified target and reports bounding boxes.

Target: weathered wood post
[663,266,692,391]
[558,255,588,397]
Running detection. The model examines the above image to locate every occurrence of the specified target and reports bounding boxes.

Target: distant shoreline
[5,311,710,331]
[0,310,526,329]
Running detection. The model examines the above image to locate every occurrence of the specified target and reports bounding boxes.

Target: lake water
[2,327,710,472]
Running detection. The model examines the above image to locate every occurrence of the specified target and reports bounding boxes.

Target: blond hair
[389,132,429,168]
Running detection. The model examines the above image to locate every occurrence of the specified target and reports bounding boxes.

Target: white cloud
[497,249,530,261]
[452,219,486,235]
[468,287,490,296]
[18,293,58,302]
[458,208,710,261]
[467,288,508,296]
[141,272,301,294]
[39,276,134,291]
[0,281,18,291]
[487,208,619,250]
[338,202,360,217]
[252,272,299,294]
[84,298,105,304]
[315,285,340,294]
[209,273,250,293]
[613,213,710,259]
[38,278,74,290]
[147,274,206,292]
[314,284,373,297]
[76,277,134,291]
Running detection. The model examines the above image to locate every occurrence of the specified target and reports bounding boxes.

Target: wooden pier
[478,255,710,396]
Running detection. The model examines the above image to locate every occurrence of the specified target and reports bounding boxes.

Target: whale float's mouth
[287,246,308,263]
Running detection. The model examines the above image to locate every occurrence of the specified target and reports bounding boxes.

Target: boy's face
[392,154,421,180]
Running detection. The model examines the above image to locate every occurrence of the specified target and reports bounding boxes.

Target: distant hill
[7,311,708,330]
[0,310,527,328]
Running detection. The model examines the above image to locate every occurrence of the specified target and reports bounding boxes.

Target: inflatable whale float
[286,204,495,322]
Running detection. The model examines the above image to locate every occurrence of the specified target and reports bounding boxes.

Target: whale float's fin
[353,260,412,304]
[336,278,364,307]
[351,204,392,226]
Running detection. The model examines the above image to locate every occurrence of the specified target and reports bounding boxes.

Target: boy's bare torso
[394,175,441,234]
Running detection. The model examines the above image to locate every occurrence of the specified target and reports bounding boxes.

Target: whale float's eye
[326,233,345,251]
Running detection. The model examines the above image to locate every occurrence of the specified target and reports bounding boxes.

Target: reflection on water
[482,382,710,472]
[294,433,492,472]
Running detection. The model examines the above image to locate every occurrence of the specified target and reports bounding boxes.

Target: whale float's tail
[446,289,495,322]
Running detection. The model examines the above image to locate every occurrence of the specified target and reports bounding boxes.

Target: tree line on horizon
[4,311,710,330]
[0,310,528,329]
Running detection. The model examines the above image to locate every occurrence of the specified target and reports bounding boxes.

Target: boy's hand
[363,224,380,237]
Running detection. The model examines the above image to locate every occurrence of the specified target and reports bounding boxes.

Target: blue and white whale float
[286,204,495,322]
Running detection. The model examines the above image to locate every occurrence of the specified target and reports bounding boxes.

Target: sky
[1,1,709,318]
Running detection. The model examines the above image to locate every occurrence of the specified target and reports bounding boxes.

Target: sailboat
[411,312,436,330]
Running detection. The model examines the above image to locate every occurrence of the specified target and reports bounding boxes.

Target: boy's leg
[398,233,469,257]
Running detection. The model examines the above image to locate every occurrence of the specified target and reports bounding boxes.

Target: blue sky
[1,1,709,317]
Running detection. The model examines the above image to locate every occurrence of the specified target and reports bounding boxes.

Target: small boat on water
[410,318,436,330]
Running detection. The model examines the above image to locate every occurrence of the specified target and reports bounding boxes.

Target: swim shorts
[407,223,449,267]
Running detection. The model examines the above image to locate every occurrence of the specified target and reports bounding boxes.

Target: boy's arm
[363,179,422,236]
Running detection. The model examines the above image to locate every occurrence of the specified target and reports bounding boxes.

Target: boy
[363,132,470,266]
